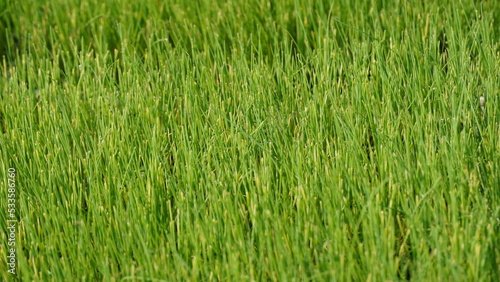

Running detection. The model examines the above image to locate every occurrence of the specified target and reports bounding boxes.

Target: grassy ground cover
[1,0,499,280]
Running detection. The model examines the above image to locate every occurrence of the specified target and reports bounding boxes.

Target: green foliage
[1,0,499,280]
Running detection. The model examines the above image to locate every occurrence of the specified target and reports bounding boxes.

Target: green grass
[1,0,499,280]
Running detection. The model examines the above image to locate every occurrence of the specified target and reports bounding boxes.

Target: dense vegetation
[1,0,499,280]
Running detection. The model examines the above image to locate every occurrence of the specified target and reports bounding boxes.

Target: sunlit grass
[0,0,499,280]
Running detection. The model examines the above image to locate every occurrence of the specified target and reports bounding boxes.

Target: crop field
[0,0,499,280]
